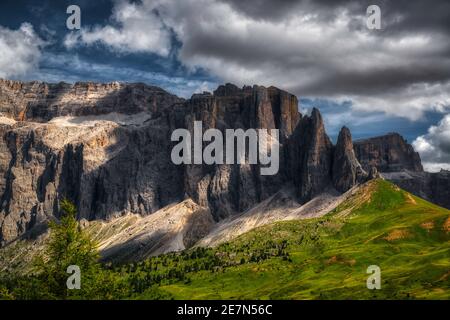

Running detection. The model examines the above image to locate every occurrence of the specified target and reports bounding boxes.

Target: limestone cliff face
[0,80,185,244]
[332,127,367,193]
[0,80,375,245]
[353,132,450,209]
[0,79,181,121]
[353,133,423,172]
[181,84,300,221]
[288,108,333,203]
[7,79,450,253]
[0,81,304,243]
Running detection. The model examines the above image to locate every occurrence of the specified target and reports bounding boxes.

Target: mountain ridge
[0,79,448,247]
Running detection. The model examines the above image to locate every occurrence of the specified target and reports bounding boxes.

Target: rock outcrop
[288,108,333,202]
[181,84,300,221]
[0,81,305,244]
[353,132,450,209]
[353,133,423,172]
[0,79,181,121]
[0,80,186,244]
[332,127,367,192]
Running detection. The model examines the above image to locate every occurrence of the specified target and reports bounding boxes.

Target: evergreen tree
[33,199,124,299]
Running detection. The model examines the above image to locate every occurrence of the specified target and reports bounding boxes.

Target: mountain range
[0,79,449,262]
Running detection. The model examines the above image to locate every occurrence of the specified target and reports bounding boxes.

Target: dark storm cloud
[299,63,450,96]
[221,0,362,21]
[375,0,450,35]
[222,0,450,35]
[151,0,449,119]
[213,0,450,97]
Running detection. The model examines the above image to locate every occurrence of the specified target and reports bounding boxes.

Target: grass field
[134,179,450,300]
[1,179,448,300]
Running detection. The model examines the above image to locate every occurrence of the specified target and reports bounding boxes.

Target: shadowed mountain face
[354,133,423,173]
[287,108,333,203]
[353,133,450,210]
[332,127,367,193]
[180,83,301,221]
[0,80,186,244]
[0,79,446,246]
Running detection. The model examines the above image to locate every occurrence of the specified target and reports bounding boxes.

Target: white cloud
[0,23,44,78]
[191,81,215,94]
[64,0,171,56]
[413,114,450,172]
[347,81,450,120]
[418,162,450,172]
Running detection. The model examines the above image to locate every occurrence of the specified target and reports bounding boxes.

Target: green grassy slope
[140,179,449,300]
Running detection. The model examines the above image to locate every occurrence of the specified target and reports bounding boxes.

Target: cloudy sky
[0,0,449,171]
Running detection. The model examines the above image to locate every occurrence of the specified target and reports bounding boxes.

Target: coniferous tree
[32,199,126,299]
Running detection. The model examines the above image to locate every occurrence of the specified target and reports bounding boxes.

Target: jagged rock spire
[332,126,367,192]
[288,107,333,203]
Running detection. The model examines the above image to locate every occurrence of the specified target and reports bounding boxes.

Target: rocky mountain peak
[337,126,352,143]
[288,107,333,203]
[0,79,182,122]
[310,107,323,125]
[182,83,300,221]
[332,126,368,192]
[353,132,423,172]
[213,83,242,96]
